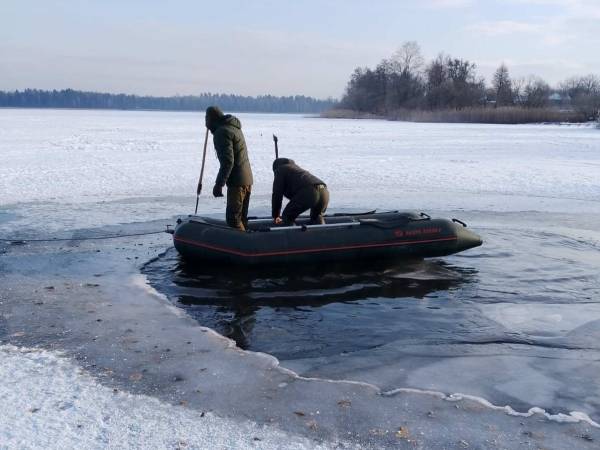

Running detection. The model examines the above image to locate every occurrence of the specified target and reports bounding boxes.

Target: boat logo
[394,227,442,238]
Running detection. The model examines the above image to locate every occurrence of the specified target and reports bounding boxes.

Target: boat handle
[452,218,467,227]
[268,222,361,231]
[409,212,431,222]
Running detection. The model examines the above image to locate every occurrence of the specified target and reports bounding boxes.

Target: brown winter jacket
[271,158,325,218]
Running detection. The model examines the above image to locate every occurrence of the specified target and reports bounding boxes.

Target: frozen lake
[1,108,600,444]
[2,108,599,234]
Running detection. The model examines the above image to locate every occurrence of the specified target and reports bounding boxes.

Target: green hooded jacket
[213,115,253,187]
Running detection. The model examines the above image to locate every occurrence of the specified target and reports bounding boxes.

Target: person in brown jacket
[205,106,253,231]
[271,158,329,226]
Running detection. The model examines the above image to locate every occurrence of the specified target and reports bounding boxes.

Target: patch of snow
[0,345,345,449]
[1,109,600,234]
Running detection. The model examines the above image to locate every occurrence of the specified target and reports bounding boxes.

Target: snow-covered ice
[0,345,340,449]
[1,109,599,235]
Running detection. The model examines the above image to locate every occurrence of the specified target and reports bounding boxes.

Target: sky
[1,0,599,99]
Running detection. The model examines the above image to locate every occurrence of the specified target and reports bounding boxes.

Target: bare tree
[390,41,425,76]
[560,74,600,119]
[512,77,526,105]
[493,63,514,107]
[523,76,550,108]
[447,58,484,109]
[423,54,484,109]
[338,41,599,122]
[425,54,450,109]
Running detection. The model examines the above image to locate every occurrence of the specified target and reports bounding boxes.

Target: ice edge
[134,273,600,429]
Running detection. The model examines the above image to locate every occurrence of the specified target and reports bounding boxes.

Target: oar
[273,134,279,159]
[194,127,209,215]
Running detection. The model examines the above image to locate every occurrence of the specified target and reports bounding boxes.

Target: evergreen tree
[0,89,335,113]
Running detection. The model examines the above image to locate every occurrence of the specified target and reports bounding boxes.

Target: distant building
[548,93,562,102]
[548,92,573,110]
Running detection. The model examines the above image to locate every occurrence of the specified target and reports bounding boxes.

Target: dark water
[143,212,600,419]
[143,251,476,359]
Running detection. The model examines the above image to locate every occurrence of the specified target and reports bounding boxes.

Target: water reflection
[143,249,475,354]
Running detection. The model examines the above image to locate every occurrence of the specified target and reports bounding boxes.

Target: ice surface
[2,109,600,447]
[1,109,599,235]
[2,237,598,448]
[481,303,600,336]
[384,388,600,427]
[0,344,341,450]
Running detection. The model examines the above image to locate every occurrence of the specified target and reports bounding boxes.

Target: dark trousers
[226,185,251,231]
[282,185,329,225]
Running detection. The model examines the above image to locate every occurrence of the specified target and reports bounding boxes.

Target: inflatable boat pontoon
[171,211,482,265]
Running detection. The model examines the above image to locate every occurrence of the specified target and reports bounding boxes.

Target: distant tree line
[0,89,335,113]
[339,41,600,122]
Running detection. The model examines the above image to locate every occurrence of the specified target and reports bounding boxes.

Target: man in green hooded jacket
[205,106,254,231]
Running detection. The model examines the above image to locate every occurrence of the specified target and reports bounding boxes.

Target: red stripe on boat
[173,235,458,258]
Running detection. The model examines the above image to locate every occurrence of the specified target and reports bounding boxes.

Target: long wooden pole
[194,127,209,215]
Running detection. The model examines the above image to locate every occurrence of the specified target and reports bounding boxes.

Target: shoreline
[321,108,596,125]
[1,106,596,126]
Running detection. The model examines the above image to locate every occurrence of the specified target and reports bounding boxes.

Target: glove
[212,184,224,198]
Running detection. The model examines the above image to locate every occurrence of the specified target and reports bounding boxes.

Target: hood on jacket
[272,157,295,172]
[220,114,241,130]
[205,106,223,132]
[206,111,242,133]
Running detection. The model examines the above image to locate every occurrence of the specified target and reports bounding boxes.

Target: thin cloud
[508,0,600,19]
[466,0,599,46]
[478,57,586,72]
[2,1,598,97]
[465,15,579,46]
[466,20,542,36]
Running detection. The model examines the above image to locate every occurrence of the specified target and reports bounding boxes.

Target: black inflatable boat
[171,211,482,265]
